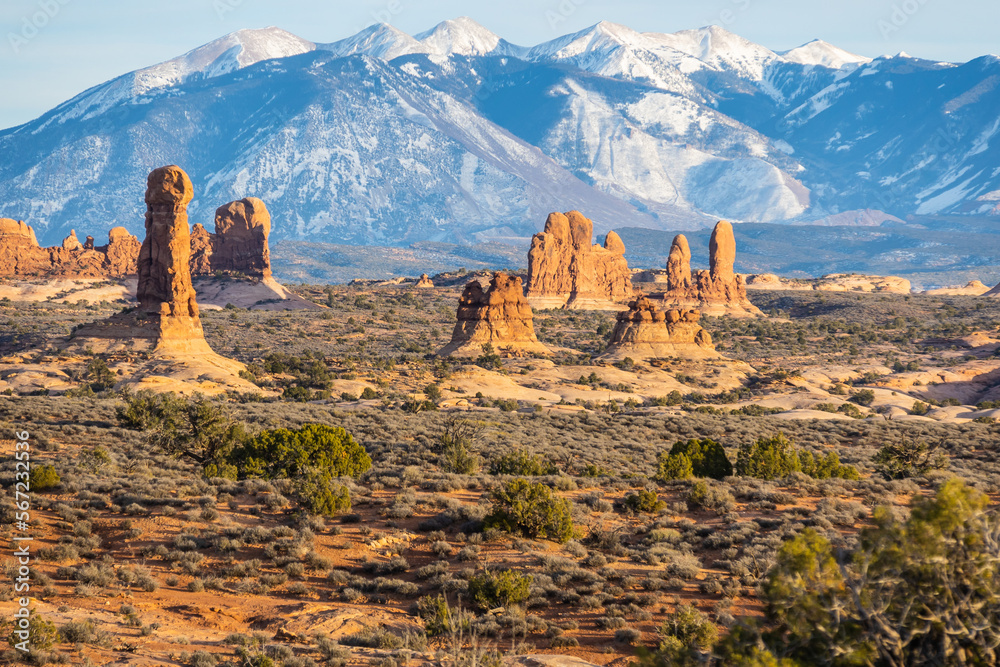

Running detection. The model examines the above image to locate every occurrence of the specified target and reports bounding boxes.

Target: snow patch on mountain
[780,40,870,69]
[41,27,314,126]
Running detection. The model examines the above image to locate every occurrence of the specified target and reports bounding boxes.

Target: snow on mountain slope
[321,23,423,60]
[2,18,999,250]
[415,17,524,57]
[653,25,780,80]
[0,53,664,246]
[38,28,314,127]
[529,76,808,222]
[780,39,871,69]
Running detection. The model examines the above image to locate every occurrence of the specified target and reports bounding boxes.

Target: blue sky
[1,0,997,130]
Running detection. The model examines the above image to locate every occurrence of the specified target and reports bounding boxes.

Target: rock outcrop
[657,221,762,317]
[67,167,254,395]
[0,219,140,278]
[601,297,718,361]
[526,211,633,310]
[207,197,271,277]
[189,224,214,275]
[439,272,550,357]
[0,197,273,281]
[62,230,83,251]
[415,274,434,288]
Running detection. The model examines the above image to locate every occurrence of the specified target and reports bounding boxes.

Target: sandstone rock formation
[0,196,273,281]
[208,197,271,278]
[657,221,762,317]
[746,273,781,287]
[67,167,254,395]
[62,230,83,251]
[415,274,434,288]
[439,272,550,357]
[0,219,139,278]
[666,235,692,289]
[526,211,633,310]
[189,223,214,275]
[602,297,718,361]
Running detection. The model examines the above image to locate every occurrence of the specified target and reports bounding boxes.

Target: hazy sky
[1,0,997,130]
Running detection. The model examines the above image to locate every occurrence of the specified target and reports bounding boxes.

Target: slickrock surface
[657,221,762,317]
[601,297,718,360]
[747,273,913,294]
[439,272,551,357]
[526,211,633,310]
[925,280,988,296]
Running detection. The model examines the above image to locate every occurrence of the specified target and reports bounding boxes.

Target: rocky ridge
[0,218,139,278]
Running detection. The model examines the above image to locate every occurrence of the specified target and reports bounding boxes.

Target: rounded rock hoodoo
[211,197,272,278]
[602,296,718,361]
[439,272,550,357]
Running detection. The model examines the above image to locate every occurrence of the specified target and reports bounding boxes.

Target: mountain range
[1,18,999,257]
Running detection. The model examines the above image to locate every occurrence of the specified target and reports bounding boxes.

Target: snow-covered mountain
[1,18,998,248]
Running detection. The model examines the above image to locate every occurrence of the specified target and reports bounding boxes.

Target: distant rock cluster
[439,272,550,357]
[527,211,633,310]
[0,198,274,281]
[657,221,762,317]
[602,296,718,361]
[0,218,140,278]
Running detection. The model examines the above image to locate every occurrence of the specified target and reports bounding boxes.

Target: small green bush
[467,569,532,610]
[28,464,61,491]
[484,479,574,543]
[656,452,694,481]
[661,439,733,480]
[798,450,860,481]
[623,489,666,514]
[228,423,371,480]
[735,433,801,480]
[686,480,736,514]
[737,434,858,481]
[7,610,57,651]
[656,603,718,661]
[489,449,557,476]
[872,438,948,480]
[295,468,352,517]
[416,595,462,637]
[850,389,876,406]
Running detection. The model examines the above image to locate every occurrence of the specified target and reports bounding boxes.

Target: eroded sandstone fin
[657,221,761,317]
[666,234,692,290]
[527,211,633,310]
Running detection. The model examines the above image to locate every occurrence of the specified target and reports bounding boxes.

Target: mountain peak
[321,23,421,59]
[780,39,870,69]
[415,16,504,56]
